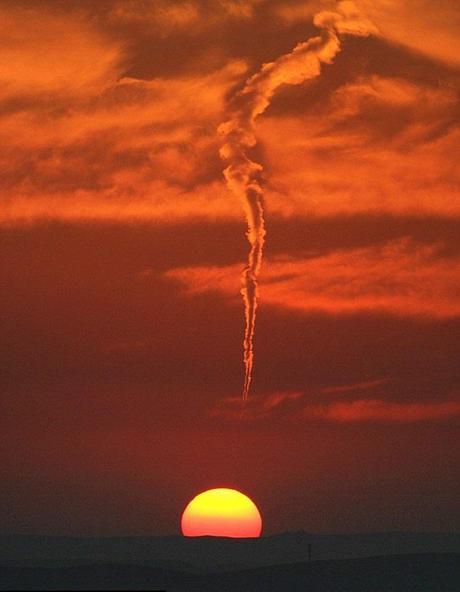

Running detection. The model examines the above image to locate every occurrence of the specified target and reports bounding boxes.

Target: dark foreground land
[1,554,460,591]
[1,533,460,590]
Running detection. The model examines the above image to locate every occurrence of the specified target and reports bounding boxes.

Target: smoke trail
[219,1,376,402]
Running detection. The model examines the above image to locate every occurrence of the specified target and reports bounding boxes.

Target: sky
[1,0,459,536]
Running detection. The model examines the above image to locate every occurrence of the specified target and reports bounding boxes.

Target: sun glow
[181,488,262,538]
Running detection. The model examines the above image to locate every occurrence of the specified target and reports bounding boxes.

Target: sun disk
[181,488,262,538]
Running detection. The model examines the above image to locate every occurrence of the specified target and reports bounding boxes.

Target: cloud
[0,2,458,228]
[211,390,305,420]
[273,1,329,24]
[0,60,247,224]
[260,74,460,219]
[321,378,390,395]
[218,0,265,20]
[109,0,264,31]
[211,385,460,423]
[274,0,460,67]
[0,59,247,148]
[110,0,201,31]
[331,75,457,115]
[305,399,460,422]
[0,5,123,99]
[166,239,460,318]
[0,181,239,226]
[355,0,460,67]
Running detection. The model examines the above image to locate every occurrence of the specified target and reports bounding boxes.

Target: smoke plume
[219,1,376,402]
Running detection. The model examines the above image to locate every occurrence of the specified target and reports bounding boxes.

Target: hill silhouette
[1,554,459,591]
[1,532,459,590]
[1,531,459,570]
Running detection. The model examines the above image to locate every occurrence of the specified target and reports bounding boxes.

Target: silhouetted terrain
[2,531,460,570]
[1,554,460,591]
[1,533,459,590]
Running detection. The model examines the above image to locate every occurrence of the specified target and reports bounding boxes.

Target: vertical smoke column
[219,2,376,402]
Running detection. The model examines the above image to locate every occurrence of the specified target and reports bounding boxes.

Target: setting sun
[181,488,262,538]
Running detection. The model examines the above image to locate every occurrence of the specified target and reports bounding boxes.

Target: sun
[181,488,262,538]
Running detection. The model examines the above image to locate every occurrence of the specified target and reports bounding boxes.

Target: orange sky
[1,0,459,536]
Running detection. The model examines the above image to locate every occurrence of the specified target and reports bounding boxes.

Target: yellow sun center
[181,488,262,538]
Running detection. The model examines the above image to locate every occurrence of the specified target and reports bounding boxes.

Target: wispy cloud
[0,5,123,99]
[321,378,390,395]
[260,73,459,219]
[0,57,246,224]
[276,0,460,67]
[166,239,460,319]
[1,3,458,227]
[304,398,460,422]
[211,382,460,423]
[355,0,460,67]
